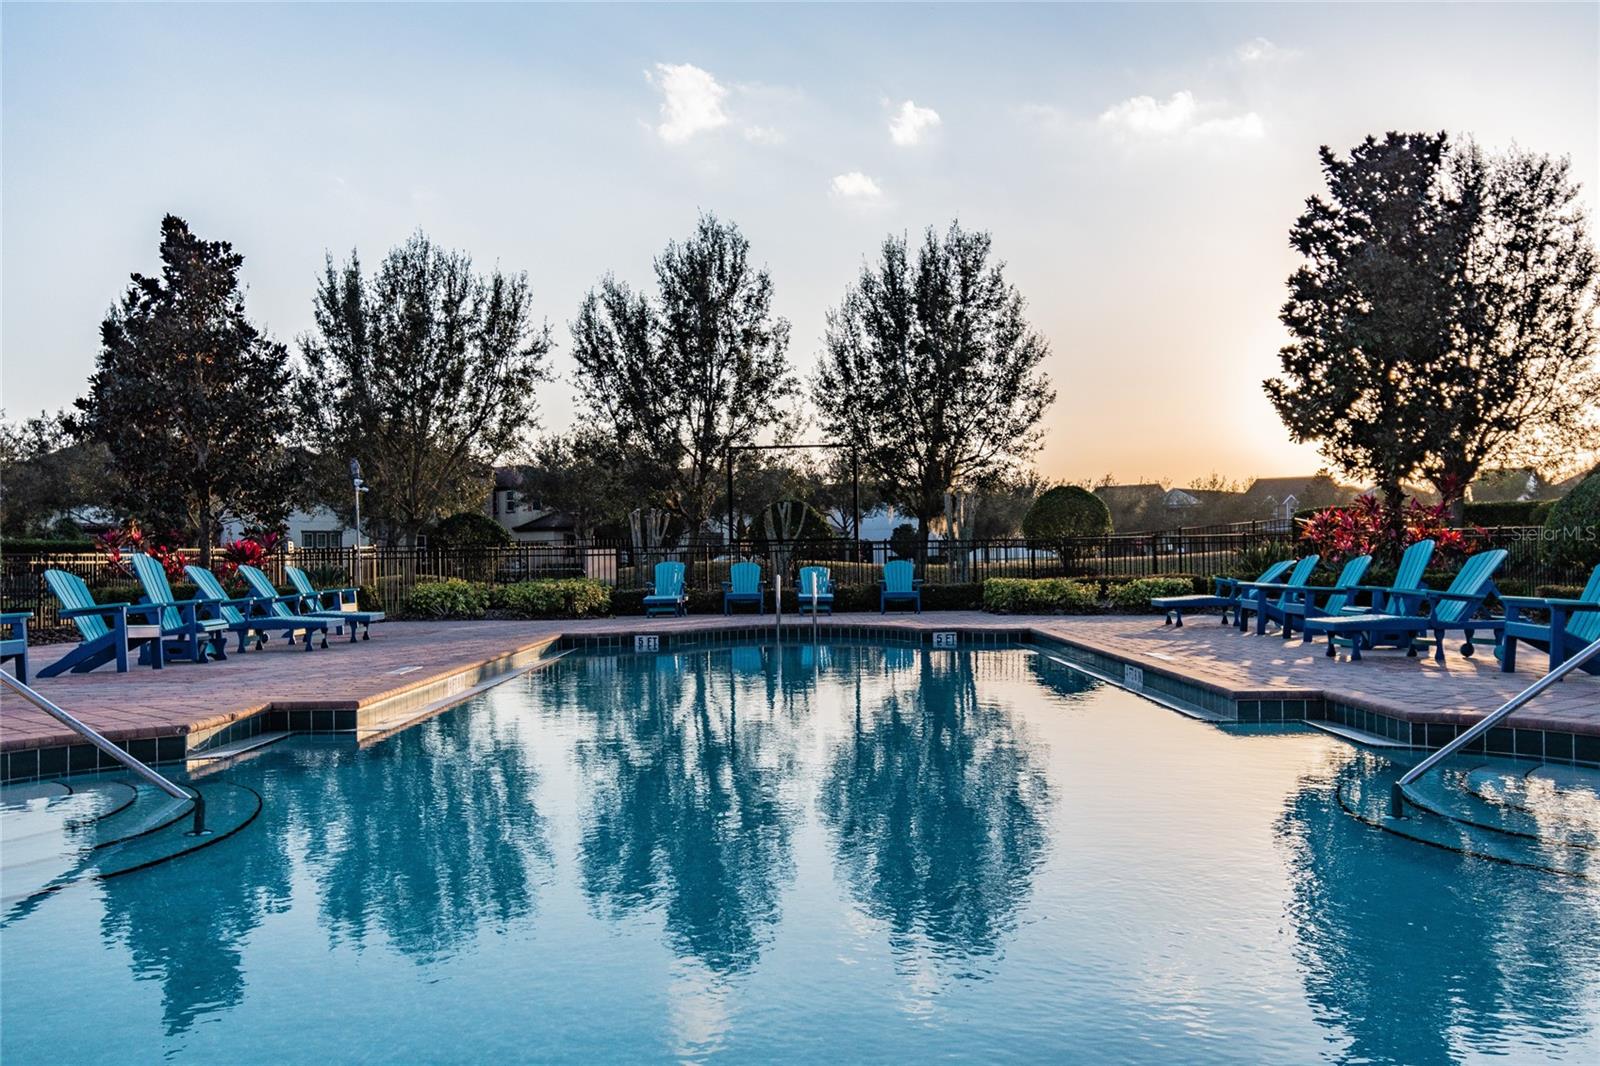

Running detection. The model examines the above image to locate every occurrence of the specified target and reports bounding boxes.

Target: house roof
[511,510,575,533]
[1094,484,1165,506]
[493,466,525,491]
[1243,476,1319,500]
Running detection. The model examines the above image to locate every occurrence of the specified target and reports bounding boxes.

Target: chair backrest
[1433,549,1508,624]
[1270,555,1321,607]
[1394,539,1436,591]
[728,561,761,595]
[798,566,831,597]
[129,554,183,631]
[653,562,685,598]
[883,559,915,594]
[238,566,295,619]
[45,569,107,642]
[184,566,245,625]
[1253,560,1295,584]
[1322,555,1373,614]
[285,566,317,598]
[1567,564,1600,643]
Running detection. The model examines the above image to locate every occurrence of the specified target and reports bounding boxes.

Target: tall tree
[71,215,297,564]
[1267,133,1600,531]
[1265,133,1459,542]
[1424,142,1599,513]
[816,222,1055,547]
[515,427,632,539]
[570,214,796,537]
[298,232,552,544]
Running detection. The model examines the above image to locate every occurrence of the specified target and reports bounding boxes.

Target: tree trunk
[198,498,213,568]
[1379,481,1406,566]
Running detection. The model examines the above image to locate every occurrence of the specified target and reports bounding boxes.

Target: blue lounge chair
[1302,548,1507,663]
[186,565,329,652]
[1236,555,1321,635]
[1151,560,1293,627]
[643,561,687,617]
[1498,563,1600,675]
[235,566,350,645]
[286,565,384,641]
[881,560,922,613]
[1,612,31,683]
[797,566,834,615]
[722,561,766,615]
[1277,554,1373,642]
[37,570,165,676]
[129,553,230,664]
[1299,539,1437,655]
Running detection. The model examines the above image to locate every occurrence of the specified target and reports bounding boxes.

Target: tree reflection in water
[574,648,797,976]
[819,647,1053,977]
[1277,750,1600,1066]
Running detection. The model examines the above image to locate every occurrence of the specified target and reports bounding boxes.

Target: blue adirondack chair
[186,565,330,652]
[128,553,230,664]
[643,562,688,617]
[722,561,766,615]
[1498,563,1600,675]
[1235,555,1321,635]
[1302,548,1507,663]
[1151,560,1293,627]
[1277,554,1373,643]
[881,560,922,614]
[797,566,834,615]
[38,570,166,676]
[1,612,31,683]
[286,565,385,642]
[235,566,351,643]
[1299,539,1436,655]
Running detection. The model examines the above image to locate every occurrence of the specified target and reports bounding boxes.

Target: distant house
[1467,467,1556,504]
[1093,484,1166,532]
[1241,475,1356,522]
[490,467,581,544]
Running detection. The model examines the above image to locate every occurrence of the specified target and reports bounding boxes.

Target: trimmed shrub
[889,523,920,559]
[1464,499,1556,527]
[1022,486,1112,540]
[430,512,512,550]
[982,577,1097,614]
[0,537,97,554]
[492,578,610,619]
[1108,577,1195,612]
[1544,468,1600,571]
[404,579,489,619]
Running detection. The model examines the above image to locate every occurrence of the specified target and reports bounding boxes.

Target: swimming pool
[3,643,1598,1063]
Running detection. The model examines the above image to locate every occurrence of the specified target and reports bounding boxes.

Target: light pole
[350,459,368,587]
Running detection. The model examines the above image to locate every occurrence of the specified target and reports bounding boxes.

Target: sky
[3,2,1596,487]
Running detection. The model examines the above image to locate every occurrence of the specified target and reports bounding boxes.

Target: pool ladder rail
[1392,636,1600,818]
[0,671,206,835]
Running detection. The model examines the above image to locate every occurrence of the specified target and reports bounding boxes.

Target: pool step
[0,777,261,916]
[1398,763,1600,851]
[1336,755,1599,879]
[1303,720,1416,749]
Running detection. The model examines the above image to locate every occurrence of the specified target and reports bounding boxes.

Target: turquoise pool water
[3,644,1599,1063]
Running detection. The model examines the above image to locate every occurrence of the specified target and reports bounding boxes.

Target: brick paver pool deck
[2,612,1596,767]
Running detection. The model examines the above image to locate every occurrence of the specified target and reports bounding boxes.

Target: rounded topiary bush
[1544,466,1600,571]
[1022,486,1113,540]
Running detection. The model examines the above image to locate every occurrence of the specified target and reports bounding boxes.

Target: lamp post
[350,459,368,588]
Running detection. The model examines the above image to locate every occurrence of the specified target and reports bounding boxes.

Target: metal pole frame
[723,442,861,553]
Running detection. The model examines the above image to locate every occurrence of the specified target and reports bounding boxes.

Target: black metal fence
[6,525,1584,629]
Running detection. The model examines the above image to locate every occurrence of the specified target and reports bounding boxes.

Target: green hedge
[1108,577,1195,612]
[404,579,489,619]
[1,538,96,554]
[982,577,1098,614]
[1464,500,1556,527]
[491,579,610,619]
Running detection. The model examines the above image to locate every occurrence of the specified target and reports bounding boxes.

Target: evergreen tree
[72,215,297,564]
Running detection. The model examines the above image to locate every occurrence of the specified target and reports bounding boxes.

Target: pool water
[3,644,1599,1064]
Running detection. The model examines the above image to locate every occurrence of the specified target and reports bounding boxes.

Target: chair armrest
[59,603,130,619]
[165,597,214,608]
[1422,589,1492,604]
[912,579,925,589]
[721,581,733,592]
[0,611,33,623]
[125,603,166,621]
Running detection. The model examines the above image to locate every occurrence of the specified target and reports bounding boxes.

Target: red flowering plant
[96,521,189,582]
[1299,495,1479,567]
[216,531,283,583]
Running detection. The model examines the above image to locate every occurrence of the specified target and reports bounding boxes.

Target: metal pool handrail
[1391,635,1600,817]
[0,671,206,834]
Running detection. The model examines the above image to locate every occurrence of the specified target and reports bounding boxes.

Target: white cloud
[647,63,730,143]
[1236,37,1299,63]
[830,171,883,200]
[742,124,785,145]
[1098,90,1263,141]
[888,100,941,146]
